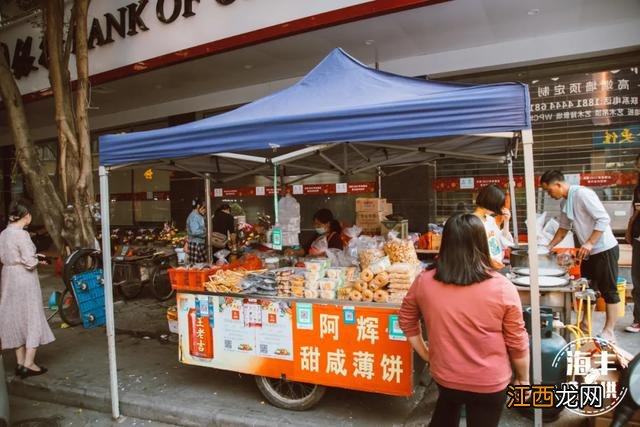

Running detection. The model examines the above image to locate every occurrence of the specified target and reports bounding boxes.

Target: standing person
[186,198,207,264]
[625,154,640,333]
[399,214,529,427]
[0,202,55,378]
[473,184,514,269]
[212,203,235,243]
[541,170,619,342]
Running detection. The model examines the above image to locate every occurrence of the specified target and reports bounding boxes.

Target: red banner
[212,182,377,198]
[434,173,637,191]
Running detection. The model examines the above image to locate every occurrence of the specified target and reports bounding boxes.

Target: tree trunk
[0,0,96,254]
[0,53,66,251]
[44,0,96,250]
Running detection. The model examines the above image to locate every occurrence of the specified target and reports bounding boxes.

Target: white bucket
[174,248,186,264]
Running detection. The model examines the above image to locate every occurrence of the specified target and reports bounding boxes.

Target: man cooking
[541,170,619,344]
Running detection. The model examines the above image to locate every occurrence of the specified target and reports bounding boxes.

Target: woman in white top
[473,184,514,268]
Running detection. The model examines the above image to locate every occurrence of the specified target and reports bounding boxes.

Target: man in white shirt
[541,170,619,343]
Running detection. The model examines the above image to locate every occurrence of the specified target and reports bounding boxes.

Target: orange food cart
[176,290,421,409]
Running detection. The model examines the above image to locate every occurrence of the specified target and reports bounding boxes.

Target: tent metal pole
[468,132,515,139]
[205,173,213,263]
[98,166,120,420]
[214,153,268,163]
[319,152,345,174]
[377,167,382,199]
[362,141,505,163]
[522,129,542,427]
[348,143,369,162]
[507,152,519,243]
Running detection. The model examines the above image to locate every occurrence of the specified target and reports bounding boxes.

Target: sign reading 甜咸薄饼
[177,294,413,396]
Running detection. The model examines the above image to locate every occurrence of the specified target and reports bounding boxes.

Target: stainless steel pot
[509,247,567,272]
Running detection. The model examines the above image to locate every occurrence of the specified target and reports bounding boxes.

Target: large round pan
[511,275,569,287]
[512,267,566,277]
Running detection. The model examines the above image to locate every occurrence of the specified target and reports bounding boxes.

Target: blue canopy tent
[97,48,545,424]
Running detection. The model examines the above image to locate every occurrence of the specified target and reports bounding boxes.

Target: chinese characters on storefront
[530,68,640,122]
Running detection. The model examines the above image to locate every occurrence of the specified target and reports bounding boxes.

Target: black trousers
[429,383,506,427]
[580,245,620,304]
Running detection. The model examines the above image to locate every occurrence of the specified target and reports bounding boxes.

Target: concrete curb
[7,375,321,427]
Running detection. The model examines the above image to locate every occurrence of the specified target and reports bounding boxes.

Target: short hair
[218,203,231,211]
[475,184,505,214]
[8,202,31,223]
[540,170,565,186]
[433,213,493,286]
[313,208,334,224]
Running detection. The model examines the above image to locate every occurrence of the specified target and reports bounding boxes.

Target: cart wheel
[150,262,176,301]
[255,376,326,410]
[114,264,144,300]
[118,278,144,300]
[63,248,102,287]
[59,288,81,326]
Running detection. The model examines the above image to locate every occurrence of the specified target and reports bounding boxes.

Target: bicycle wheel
[59,288,81,326]
[255,376,326,410]
[114,264,144,300]
[151,258,177,301]
[64,248,102,287]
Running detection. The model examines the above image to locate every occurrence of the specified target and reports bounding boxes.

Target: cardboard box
[356,211,386,233]
[356,198,387,213]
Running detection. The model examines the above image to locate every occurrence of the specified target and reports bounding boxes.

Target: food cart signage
[178,293,412,396]
[212,182,376,198]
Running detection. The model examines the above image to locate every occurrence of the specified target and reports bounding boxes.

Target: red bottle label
[188,308,214,359]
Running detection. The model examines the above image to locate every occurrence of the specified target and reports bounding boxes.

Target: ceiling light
[610,69,620,74]
[531,80,539,84]
[527,8,540,15]
[244,64,253,70]
[550,77,559,81]
[364,40,375,46]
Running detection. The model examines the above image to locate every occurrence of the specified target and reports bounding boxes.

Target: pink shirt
[399,269,529,393]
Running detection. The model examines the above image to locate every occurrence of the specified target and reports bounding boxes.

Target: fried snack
[384,240,419,264]
[337,287,352,300]
[352,279,367,292]
[304,289,319,299]
[362,289,374,302]
[359,248,385,270]
[373,289,389,303]
[349,289,363,301]
[360,268,374,282]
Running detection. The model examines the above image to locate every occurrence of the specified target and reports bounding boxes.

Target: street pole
[205,173,213,263]
[98,166,120,419]
[522,129,542,427]
[507,152,519,243]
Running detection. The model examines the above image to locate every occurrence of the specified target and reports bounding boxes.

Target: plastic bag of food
[384,239,419,265]
[214,249,230,266]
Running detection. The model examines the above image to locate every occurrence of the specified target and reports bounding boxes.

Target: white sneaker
[625,322,640,333]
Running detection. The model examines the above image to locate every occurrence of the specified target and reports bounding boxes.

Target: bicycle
[60,248,178,326]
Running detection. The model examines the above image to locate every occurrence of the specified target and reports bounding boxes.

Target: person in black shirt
[625,154,640,333]
[212,204,235,239]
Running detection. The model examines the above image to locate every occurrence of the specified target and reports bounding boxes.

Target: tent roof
[99,48,531,167]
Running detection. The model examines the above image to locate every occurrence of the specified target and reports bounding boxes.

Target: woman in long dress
[0,203,54,378]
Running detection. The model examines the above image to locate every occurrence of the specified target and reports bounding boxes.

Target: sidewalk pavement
[2,266,639,426]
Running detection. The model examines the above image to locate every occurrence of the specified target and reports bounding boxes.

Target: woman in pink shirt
[399,213,529,427]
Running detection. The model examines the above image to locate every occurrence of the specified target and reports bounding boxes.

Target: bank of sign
[0,0,372,95]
